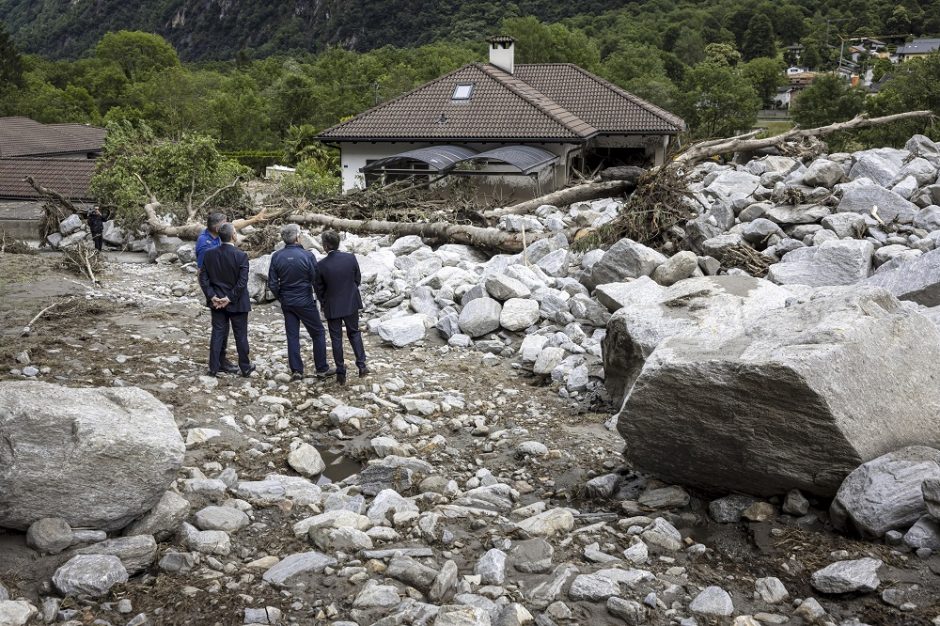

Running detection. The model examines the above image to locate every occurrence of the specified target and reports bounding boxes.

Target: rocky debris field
[2,134,940,626]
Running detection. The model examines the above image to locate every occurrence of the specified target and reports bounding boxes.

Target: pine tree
[741,14,777,61]
[0,23,24,87]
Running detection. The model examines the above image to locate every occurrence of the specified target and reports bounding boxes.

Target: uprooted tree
[89,120,252,230]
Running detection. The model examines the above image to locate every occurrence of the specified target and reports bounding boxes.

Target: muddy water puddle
[315,445,362,485]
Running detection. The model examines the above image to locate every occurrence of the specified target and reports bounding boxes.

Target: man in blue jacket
[267,224,334,381]
[198,224,254,377]
[314,230,367,386]
[196,212,237,373]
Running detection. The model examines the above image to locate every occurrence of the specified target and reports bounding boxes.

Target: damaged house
[317,37,685,199]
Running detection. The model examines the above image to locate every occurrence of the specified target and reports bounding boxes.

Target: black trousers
[92,233,103,251]
[209,310,250,373]
[282,302,329,374]
[327,312,366,375]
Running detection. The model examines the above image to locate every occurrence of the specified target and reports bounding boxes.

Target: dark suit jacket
[314,250,363,320]
[199,243,251,313]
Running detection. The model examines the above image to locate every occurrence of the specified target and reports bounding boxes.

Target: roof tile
[0,158,97,200]
[0,117,106,158]
[318,62,684,142]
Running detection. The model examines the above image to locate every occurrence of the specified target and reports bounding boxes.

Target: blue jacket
[198,243,251,313]
[195,229,221,268]
[267,244,318,307]
[314,250,363,320]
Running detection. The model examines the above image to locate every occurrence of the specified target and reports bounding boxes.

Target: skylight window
[452,83,474,100]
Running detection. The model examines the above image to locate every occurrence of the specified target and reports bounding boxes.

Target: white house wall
[338,142,577,193]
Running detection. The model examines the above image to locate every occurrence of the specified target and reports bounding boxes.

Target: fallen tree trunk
[136,174,283,240]
[290,212,580,253]
[484,180,634,219]
[674,110,935,166]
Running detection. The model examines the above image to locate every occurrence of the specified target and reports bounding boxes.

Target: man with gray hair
[267,224,333,381]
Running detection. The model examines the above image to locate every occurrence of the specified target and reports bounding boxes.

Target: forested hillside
[2,0,940,61]
[0,0,625,60]
[1,0,939,193]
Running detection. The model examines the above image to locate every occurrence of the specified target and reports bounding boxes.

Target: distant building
[896,38,940,62]
[0,117,104,238]
[316,37,685,198]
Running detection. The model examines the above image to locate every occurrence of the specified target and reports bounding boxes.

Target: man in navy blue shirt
[195,212,237,373]
[267,224,334,381]
[314,230,367,386]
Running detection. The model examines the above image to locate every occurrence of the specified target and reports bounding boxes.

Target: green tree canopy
[91,120,250,222]
[0,22,23,87]
[95,31,180,82]
[741,13,777,61]
[679,60,761,138]
[501,16,600,68]
[740,57,785,106]
[791,74,866,127]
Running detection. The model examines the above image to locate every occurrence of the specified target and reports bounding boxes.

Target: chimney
[487,36,515,74]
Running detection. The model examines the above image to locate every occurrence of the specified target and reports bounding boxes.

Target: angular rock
[194,506,250,532]
[124,491,190,541]
[59,213,83,235]
[810,558,881,594]
[588,239,667,288]
[377,315,429,347]
[288,443,326,477]
[783,489,810,516]
[499,299,540,332]
[838,184,919,224]
[903,515,940,550]
[767,239,873,287]
[247,254,274,302]
[650,251,698,286]
[510,538,554,573]
[755,577,789,604]
[475,548,507,585]
[0,382,185,531]
[486,274,531,301]
[606,597,646,625]
[75,535,157,575]
[532,347,565,376]
[689,586,734,618]
[821,213,867,238]
[763,204,831,225]
[603,276,789,406]
[434,605,491,626]
[831,446,940,537]
[641,517,682,552]
[866,247,940,306]
[459,297,502,338]
[802,159,845,188]
[617,287,940,497]
[52,555,128,597]
[0,600,37,626]
[429,559,459,603]
[262,551,337,587]
[708,494,757,523]
[594,277,664,313]
[181,522,230,556]
[386,555,438,593]
[515,508,574,537]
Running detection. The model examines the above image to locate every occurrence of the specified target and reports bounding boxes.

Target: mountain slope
[0,0,624,60]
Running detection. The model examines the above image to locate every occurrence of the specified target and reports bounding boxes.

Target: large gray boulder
[837,184,919,224]
[602,276,790,406]
[849,149,905,187]
[830,447,940,538]
[0,382,185,531]
[866,247,940,306]
[615,286,940,497]
[802,159,845,188]
[458,297,502,338]
[767,239,873,287]
[587,239,667,288]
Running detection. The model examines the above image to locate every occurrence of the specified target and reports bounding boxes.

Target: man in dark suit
[198,223,254,377]
[314,230,367,386]
[267,224,334,381]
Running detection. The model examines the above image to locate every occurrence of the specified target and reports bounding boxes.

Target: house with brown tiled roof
[0,117,104,238]
[317,37,685,196]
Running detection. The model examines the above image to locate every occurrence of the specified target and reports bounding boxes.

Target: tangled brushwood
[719,244,772,277]
[0,231,35,255]
[572,166,696,252]
[61,245,102,282]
